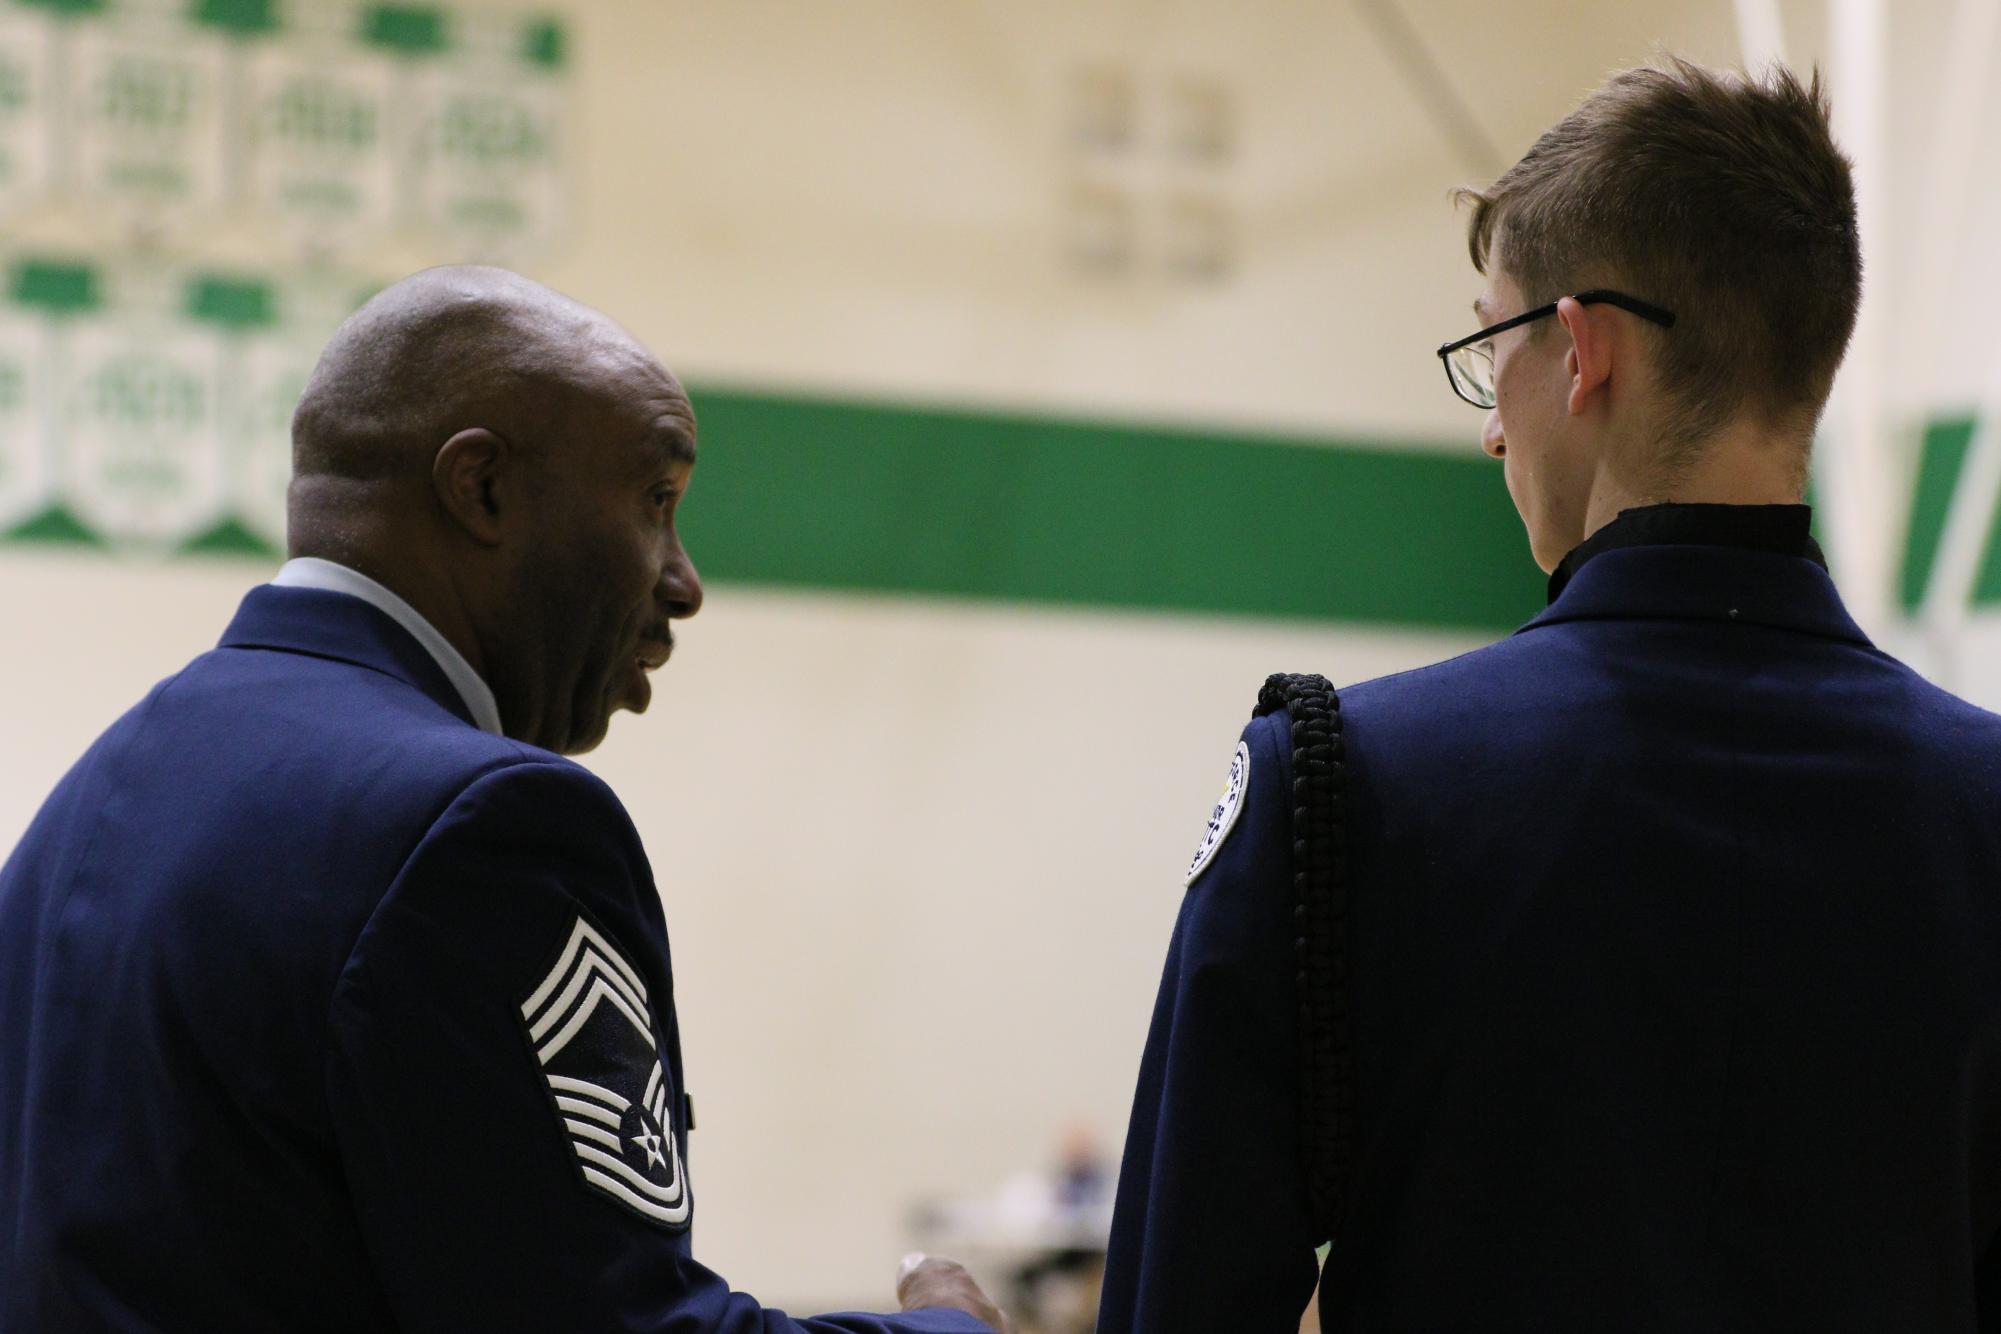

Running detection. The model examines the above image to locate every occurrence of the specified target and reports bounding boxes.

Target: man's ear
[1555,296,1615,417]
[432,427,513,546]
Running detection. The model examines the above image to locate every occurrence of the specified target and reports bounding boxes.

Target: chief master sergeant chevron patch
[520,914,690,1229]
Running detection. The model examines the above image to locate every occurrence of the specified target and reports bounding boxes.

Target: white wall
[548,0,2001,435]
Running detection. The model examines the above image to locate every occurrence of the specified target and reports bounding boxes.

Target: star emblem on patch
[521,914,690,1229]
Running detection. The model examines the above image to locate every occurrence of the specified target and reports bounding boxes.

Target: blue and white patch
[1184,741,1250,887]
[521,915,689,1229]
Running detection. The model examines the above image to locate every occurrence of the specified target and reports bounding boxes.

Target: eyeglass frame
[1435,289,1678,409]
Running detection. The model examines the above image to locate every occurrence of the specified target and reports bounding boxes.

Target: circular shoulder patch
[1184,740,1250,887]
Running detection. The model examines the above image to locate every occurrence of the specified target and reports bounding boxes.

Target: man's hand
[896,1252,1011,1333]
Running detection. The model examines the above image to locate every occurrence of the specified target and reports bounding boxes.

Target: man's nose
[661,546,703,619]
[1480,408,1506,459]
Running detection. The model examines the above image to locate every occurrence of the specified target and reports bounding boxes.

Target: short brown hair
[1461,57,1861,451]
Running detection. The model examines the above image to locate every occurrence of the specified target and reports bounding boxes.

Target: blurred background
[2,0,1999,1326]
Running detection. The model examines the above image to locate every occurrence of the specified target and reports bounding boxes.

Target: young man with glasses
[1099,57,2001,1333]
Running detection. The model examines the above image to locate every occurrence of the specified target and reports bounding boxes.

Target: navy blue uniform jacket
[0,585,988,1333]
[1101,524,2001,1332]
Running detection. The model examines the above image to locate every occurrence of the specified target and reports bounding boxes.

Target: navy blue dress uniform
[0,575,990,1333]
[1099,505,2001,1333]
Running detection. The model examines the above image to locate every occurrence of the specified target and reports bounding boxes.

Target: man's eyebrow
[647,422,697,466]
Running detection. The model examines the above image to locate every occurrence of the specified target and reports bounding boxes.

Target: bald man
[0,267,1005,1333]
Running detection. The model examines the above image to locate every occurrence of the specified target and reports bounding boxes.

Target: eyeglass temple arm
[1572,290,1677,328]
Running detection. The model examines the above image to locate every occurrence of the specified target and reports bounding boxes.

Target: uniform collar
[218,579,497,733]
[1547,502,1824,603]
[1518,539,1869,646]
[268,558,502,734]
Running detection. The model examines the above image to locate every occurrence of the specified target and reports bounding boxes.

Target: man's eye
[650,487,676,508]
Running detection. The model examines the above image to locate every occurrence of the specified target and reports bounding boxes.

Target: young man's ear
[1555,296,1615,416]
[432,427,512,546]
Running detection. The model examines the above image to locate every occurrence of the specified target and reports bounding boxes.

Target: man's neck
[1578,419,1807,545]
[289,530,491,685]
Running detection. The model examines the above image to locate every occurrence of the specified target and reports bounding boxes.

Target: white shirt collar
[270,557,504,736]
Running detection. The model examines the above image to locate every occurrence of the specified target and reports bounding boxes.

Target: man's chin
[552,697,618,756]
[623,660,653,715]
[557,717,613,756]
[556,685,648,757]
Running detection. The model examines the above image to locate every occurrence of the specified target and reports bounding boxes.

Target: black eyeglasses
[1436,289,1677,408]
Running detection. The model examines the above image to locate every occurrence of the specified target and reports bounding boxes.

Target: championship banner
[0,307,44,530]
[70,14,229,237]
[0,4,51,220]
[0,0,571,555]
[218,286,326,549]
[61,303,228,548]
[243,32,398,254]
[408,9,566,259]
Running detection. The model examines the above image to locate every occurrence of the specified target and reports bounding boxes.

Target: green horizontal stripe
[9,382,1996,634]
[682,388,1543,631]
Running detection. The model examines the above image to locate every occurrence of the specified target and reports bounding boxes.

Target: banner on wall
[409,6,566,256]
[244,28,400,252]
[0,0,574,260]
[0,0,571,555]
[70,12,231,237]
[0,302,43,530]
[0,259,363,554]
[0,4,51,219]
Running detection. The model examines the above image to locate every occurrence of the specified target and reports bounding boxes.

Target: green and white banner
[0,5,51,217]
[0,259,345,552]
[407,7,565,254]
[0,304,41,526]
[70,15,230,232]
[63,314,227,544]
[0,0,575,549]
[244,34,399,249]
[0,0,568,256]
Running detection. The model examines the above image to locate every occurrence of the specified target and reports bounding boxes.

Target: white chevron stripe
[527,943,650,1041]
[555,1095,621,1129]
[575,1141,683,1206]
[581,1166,690,1226]
[537,976,653,1063]
[521,918,648,1020]
[644,1062,662,1105]
[547,1075,629,1112]
[564,1118,624,1153]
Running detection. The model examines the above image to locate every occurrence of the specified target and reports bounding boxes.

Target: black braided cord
[1254,672,1353,1243]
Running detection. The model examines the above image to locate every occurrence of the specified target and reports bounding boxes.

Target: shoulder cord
[1255,671,1354,1243]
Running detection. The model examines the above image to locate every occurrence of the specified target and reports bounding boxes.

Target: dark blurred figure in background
[1006,1127,1111,1332]
[909,1124,1113,1334]
[1101,58,2001,1333]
